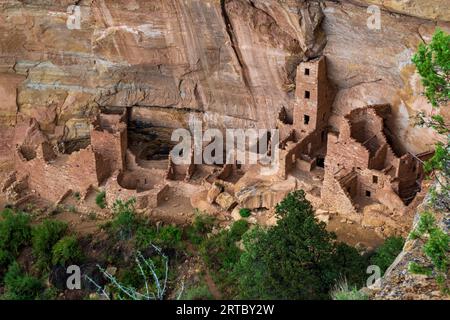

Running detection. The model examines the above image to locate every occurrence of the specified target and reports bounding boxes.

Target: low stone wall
[105,171,169,210]
[15,144,104,203]
[322,171,358,216]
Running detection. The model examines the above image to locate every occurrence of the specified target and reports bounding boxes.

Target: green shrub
[411,29,449,213]
[2,262,43,300]
[229,220,249,241]
[96,191,107,209]
[408,211,450,294]
[0,209,32,269]
[39,287,58,300]
[107,199,139,240]
[408,262,432,276]
[424,228,449,272]
[108,198,182,248]
[412,28,449,108]
[236,190,369,300]
[32,220,68,268]
[239,208,251,218]
[155,225,182,248]
[370,236,405,275]
[110,211,138,240]
[333,243,369,287]
[410,212,436,239]
[186,213,215,245]
[200,227,243,294]
[182,284,213,300]
[331,279,368,300]
[135,225,157,250]
[51,236,83,266]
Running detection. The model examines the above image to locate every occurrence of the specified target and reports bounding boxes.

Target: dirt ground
[327,218,384,249]
[52,211,103,236]
[147,191,195,226]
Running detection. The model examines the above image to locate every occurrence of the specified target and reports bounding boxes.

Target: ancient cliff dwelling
[2,54,430,238]
[0,0,448,302]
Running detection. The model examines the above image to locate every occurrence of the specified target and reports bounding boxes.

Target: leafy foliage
[116,253,168,295]
[155,226,183,249]
[408,262,432,276]
[135,225,157,250]
[0,209,32,269]
[424,142,450,177]
[106,198,139,240]
[95,191,107,209]
[330,278,368,300]
[2,262,43,300]
[32,220,68,268]
[201,230,241,274]
[424,228,449,272]
[239,208,251,218]
[235,190,368,300]
[370,236,405,275]
[199,220,249,296]
[106,198,183,250]
[412,29,450,212]
[423,142,450,212]
[51,236,83,266]
[409,211,436,239]
[408,212,449,294]
[182,283,213,300]
[412,28,449,107]
[229,220,249,241]
[414,112,449,135]
[186,212,215,245]
[333,242,369,286]
[135,224,183,250]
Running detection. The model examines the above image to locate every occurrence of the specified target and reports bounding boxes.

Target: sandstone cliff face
[0,0,448,171]
[323,1,449,155]
[355,0,450,22]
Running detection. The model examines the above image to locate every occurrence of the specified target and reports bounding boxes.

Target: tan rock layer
[0,0,448,170]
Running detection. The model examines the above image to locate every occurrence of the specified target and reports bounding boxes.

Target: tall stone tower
[293,56,333,134]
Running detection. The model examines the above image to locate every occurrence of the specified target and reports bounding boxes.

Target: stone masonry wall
[15,144,103,203]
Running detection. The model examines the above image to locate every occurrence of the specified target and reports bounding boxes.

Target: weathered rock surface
[367,181,450,300]
[215,192,236,211]
[323,0,449,153]
[235,176,297,210]
[207,183,223,204]
[0,0,448,173]
[355,0,450,21]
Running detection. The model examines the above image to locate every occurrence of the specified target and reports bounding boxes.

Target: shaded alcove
[59,137,91,155]
[18,145,37,161]
[127,120,177,163]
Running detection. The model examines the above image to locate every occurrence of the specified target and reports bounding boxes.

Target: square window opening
[304,115,310,125]
[304,91,311,99]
